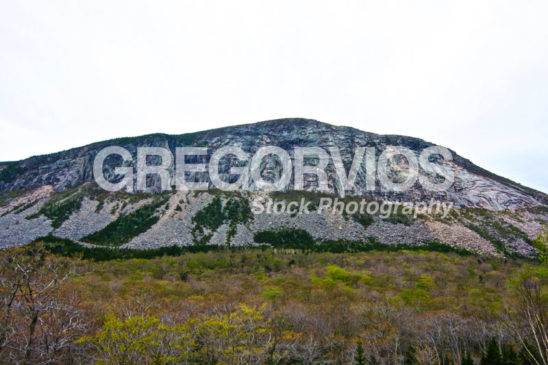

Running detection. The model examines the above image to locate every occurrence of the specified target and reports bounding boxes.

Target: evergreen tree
[404,345,418,365]
[481,339,502,365]
[501,344,518,365]
[355,341,366,365]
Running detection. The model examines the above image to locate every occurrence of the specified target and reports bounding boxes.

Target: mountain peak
[0,118,546,207]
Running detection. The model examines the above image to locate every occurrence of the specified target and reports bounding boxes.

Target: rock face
[0,118,547,256]
[2,118,547,209]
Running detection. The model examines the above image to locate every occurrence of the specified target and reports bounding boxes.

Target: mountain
[0,118,546,257]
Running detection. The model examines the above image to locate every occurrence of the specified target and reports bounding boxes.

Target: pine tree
[481,339,503,365]
[404,345,418,365]
[501,344,519,365]
[355,341,366,365]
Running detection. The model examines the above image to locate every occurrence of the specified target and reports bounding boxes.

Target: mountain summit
[1,118,546,208]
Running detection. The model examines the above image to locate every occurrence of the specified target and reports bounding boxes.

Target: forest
[0,234,546,364]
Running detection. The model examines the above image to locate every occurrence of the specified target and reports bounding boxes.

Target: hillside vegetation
[0,234,546,364]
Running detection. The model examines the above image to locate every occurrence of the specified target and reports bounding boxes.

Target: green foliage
[253,231,473,256]
[254,228,315,248]
[77,314,171,364]
[191,196,252,245]
[518,340,543,365]
[78,304,273,364]
[464,222,509,255]
[398,288,431,308]
[501,345,519,365]
[269,190,334,210]
[38,236,227,261]
[0,163,25,183]
[4,239,544,364]
[325,265,372,287]
[177,132,198,145]
[528,206,548,215]
[94,199,105,213]
[352,213,374,229]
[184,303,272,363]
[260,287,284,301]
[479,340,519,365]
[39,233,473,264]
[320,240,472,255]
[81,197,169,246]
[24,183,148,226]
[481,339,502,365]
[506,264,548,290]
[27,194,83,228]
[404,345,418,365]
[383,208,414,226]
[506,264,548,365]
[0,189,24,207]
[532,232,548,264]
[1,197,36,216]
[224,197,253,242]
[193,196,223,235]
[355,341,366,365]
[416,274,435,289]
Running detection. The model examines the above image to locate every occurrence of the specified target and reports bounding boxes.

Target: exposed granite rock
[121,192,209,249]
[0,200,53,247]
[0,119,547,256]
[53,198,119,240]
[425,221,499,256]
[1,119,546,210]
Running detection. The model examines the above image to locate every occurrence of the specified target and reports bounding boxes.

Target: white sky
[0,1,547,193]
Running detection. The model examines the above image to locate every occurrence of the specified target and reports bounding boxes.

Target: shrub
[260,287,284,301]
[352,213,374,229]
[325,265,371,287]
[399,288,431,308]
[77,314,173,364]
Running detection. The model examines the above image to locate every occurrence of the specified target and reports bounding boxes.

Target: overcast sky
[1,1,547,193]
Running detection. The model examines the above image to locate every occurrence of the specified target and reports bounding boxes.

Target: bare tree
[507,266,548,365]
[0,244,90,363]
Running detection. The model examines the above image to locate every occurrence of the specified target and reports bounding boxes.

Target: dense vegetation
[351,213,374,229]
[81,196,169,245]
[26,193,83,228]
[40,236,215,261]
[38,234,472,261]
[253,228,472,255]
[191,196,253,244]
[0,163,25,183]
[254,228,315,247]
[23,183,156,227]
[0,234,546,364]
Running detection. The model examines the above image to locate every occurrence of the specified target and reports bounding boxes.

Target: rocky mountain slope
[0,118,547,256]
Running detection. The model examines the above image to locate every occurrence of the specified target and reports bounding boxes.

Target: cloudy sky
[1,1,547,193]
